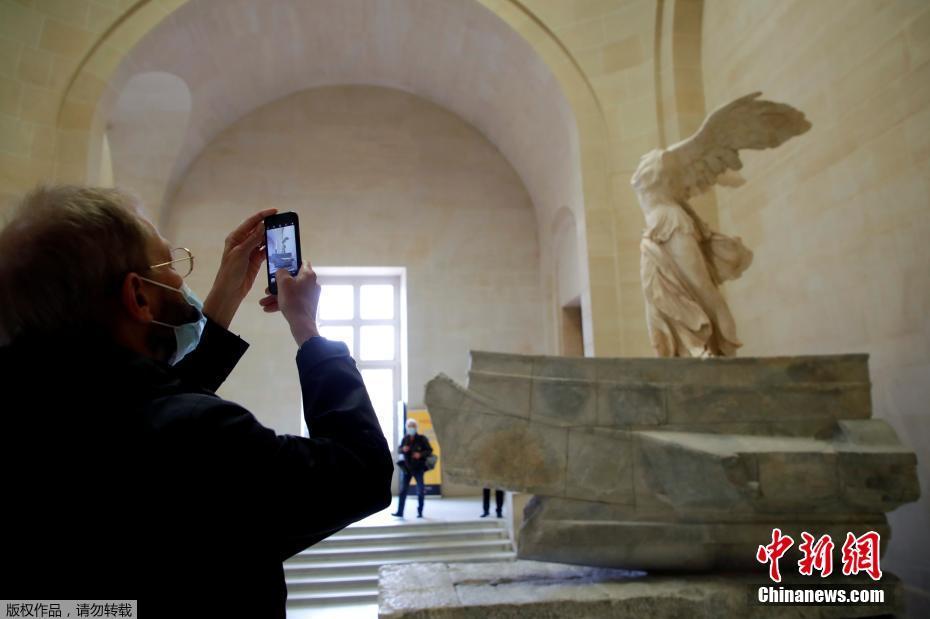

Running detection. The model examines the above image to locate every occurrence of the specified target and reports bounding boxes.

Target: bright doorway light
[318,284,354,320]
[310,269,407,454]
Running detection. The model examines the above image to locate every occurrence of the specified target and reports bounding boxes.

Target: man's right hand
[259,260,321,346]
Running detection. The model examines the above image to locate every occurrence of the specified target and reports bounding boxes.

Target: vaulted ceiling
[104,0,582,236]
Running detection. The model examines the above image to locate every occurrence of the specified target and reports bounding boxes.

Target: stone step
[287,574,379,594]
[334,519,505,537]
[286,563,377,581]
[291,538,514,563]
[284,550,517,580]
[284,517,514,613]
[286,589,377,608]
[312,527,507,549]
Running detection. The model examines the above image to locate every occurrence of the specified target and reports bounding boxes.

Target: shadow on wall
[106,71,192,226]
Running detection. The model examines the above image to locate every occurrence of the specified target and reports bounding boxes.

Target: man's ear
[120,273,154,323]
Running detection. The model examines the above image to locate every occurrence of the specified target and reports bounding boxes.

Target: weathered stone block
[588,354,870,386]
[756,452,840,512]
[379,561,904,618]
[532,355,598,380]
[426,391,568,496]
[596,382,666,426]
[565,428,634,505]
[665,383,871,423]
[518,496,893,572]
[469,350,535,376]
[838,450,921,511]
[531,377,596,426]
[423,373,465,410]
[834,419,901,445]
[425,403,530,488]
[661,417,839,438]
[636,431,759,510]
[467,371,532,418]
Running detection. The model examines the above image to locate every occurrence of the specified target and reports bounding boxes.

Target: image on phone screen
[266,222,298,290]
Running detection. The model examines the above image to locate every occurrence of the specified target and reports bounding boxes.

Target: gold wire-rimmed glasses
[150,247,194,278]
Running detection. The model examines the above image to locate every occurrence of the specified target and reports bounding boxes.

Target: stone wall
[164,85,545,470]
[527,0,663,356]
[0,0,126,205]
[702,0,930,604]
[0,0,665,357]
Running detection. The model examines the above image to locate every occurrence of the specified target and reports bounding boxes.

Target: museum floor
[286,496,510,619]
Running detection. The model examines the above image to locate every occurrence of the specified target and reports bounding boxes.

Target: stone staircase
[285,518,515,610]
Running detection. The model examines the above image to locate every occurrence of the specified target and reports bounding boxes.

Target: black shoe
[391,512,404,518]
[417,512,423,518]
[480,511,490,518]
[496,511,503,518]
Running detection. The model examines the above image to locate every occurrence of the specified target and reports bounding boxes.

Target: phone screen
[266,219,300,291]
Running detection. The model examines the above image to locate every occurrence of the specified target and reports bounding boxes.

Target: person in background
[481,488,505,518]
[0,185,393,618]
[391,418,433,518]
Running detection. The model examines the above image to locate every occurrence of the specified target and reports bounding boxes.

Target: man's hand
[203,208,277,329]
[412,452,421,460]
[259,260,321,346]
[402,446,410,453]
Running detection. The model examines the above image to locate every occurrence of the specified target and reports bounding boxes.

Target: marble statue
[631,92,811,357]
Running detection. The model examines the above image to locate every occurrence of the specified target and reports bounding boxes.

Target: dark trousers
[483,488,504,515]
[397,468,425,516]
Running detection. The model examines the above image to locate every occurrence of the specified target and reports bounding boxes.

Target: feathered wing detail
[665,92,812,198]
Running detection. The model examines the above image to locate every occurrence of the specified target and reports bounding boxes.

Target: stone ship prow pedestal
[424,352,918,571]
[376,352,923,617]
[362,352,919,619]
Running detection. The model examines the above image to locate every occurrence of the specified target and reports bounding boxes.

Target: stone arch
[54,0,619,354]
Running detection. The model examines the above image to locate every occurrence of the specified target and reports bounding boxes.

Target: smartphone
[264,212,302,295]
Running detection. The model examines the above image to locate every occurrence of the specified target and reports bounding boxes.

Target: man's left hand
[412,452,421,460]
[203,208,277,329]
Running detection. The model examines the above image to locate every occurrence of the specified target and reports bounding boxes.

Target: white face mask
[406,427,417,436]
[139,276,206,365]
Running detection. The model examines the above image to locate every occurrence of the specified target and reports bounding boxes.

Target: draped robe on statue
[640,200,752,357]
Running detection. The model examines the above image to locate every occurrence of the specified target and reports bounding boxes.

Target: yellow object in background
[408,408,441,493]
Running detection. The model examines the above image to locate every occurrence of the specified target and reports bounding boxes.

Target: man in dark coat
[0,185,393,617]
[391,418,434,518]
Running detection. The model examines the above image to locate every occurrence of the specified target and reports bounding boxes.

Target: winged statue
[631,92,811,357]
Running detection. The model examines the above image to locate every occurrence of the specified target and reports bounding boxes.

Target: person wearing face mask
[391,418,433,519]
[134,274,206,365]
[0,185,393,618]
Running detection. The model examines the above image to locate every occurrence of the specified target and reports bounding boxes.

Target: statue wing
[667,92,811,197]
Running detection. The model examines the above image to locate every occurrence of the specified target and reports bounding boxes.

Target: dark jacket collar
[0,331,189,406]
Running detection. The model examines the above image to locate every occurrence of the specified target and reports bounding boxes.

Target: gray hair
[0,185,152,344]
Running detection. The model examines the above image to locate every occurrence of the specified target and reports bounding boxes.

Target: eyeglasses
[150,247,194,278]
